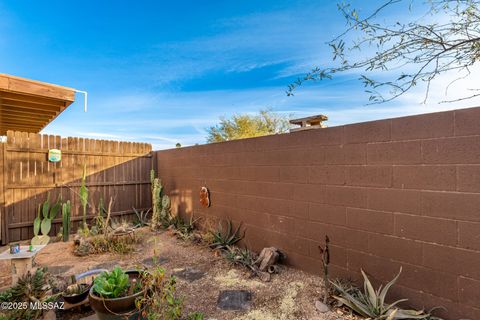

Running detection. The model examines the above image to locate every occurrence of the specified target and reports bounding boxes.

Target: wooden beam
[1,105,58,116]
[1,99,64,113]
[0,74,75,102]
[0,109,54,120]
[0,116,50,125]
[0,91,66,108]
[0,74,76,133]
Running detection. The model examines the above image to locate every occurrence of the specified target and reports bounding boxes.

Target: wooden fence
[0,131,153,244]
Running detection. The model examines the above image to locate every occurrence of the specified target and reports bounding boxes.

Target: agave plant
[2,268,58,319]
[133,207,152,228]
[209,220,244,250]
[171,214,200,240]
[224,245,257,268]
[331,267,436,320]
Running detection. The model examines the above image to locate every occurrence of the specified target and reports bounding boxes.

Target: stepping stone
[142,256,168,266]
[217,290,252,311]
[47,265,73,275]
[173,267,205,282]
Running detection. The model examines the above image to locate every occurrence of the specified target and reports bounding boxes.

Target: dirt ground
[24,228,357,320]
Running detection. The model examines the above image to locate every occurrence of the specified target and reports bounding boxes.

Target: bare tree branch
[288,0,480,104]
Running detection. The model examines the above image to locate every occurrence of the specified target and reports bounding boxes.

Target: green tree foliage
[206,109,290,143]
[288,0,480,104]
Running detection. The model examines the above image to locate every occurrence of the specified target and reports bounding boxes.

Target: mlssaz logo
[30,301,64,310]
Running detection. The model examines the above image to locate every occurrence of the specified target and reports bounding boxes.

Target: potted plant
[63,269,106,304]
[88,267,146,320]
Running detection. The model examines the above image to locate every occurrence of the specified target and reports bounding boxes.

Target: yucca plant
[209,220,244,250]
[331,267,437,320]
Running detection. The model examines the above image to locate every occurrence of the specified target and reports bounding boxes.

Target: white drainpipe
[74,90,88,112]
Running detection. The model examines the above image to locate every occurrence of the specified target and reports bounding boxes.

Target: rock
[315,300,330,313]
[217,290,252,311]
[254,247,284,272]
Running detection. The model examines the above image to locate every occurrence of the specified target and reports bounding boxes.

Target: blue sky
[1,1,479,149]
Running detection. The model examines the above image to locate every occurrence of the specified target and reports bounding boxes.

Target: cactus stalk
[150,170,171,229]
[62,200,71,242]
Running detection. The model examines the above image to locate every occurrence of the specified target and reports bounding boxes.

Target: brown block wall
[156,107,480,320]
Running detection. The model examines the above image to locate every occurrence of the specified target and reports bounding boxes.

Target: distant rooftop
[289,114,328,132]
[0,74,76,135]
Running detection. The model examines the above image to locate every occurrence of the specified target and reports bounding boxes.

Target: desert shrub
[73,232,142,256]
[136,267,204,320]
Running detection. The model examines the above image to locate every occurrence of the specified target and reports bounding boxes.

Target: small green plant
[187,312,205,320]
[93,267,130,298]
[331,267,438,320]
[133,207,152,228]
[91,197,107,235]
[62,200,71,242]
[138,267,204,320]
[209,220,244,250]
[171,214,200,241]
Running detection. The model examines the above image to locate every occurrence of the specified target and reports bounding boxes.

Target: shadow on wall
[169,189,193,219]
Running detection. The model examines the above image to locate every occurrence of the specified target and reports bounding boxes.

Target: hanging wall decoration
[200,186,210,208]
[48,149,62,162]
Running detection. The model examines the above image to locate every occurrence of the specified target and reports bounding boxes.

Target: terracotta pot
[88,271,145,320]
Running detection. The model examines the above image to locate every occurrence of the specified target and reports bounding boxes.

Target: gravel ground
[26,228,358,320]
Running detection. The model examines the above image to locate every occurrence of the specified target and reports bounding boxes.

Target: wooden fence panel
[0,142,4,243]
[1,130,153,244]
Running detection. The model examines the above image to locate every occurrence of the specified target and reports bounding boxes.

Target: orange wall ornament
[200,186,210,208]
